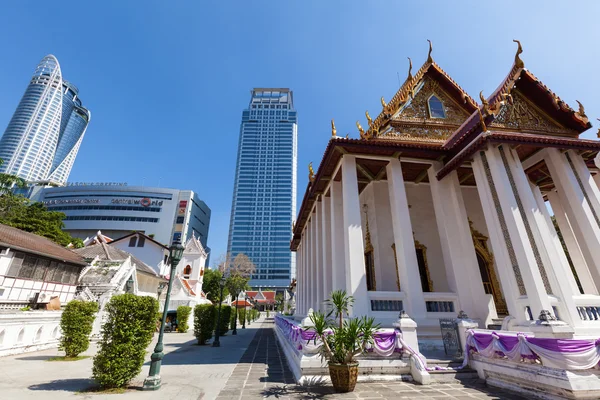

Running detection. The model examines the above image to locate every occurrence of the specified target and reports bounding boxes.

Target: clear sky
[0,1,598,264]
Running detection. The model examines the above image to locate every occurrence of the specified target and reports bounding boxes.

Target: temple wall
[462,186,489,237]
[406,183,449,292]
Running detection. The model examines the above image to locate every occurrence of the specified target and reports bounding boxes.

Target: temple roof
[75,243,160,277]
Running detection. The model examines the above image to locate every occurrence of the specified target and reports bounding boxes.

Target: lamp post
[143,241,185,391]
[232,291,238,335]
[212,274,226,347]
[242,293,248,329]
[248,297,253,326]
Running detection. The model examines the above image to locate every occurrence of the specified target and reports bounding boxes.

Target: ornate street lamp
[143,241,185,391]
[242,293,248,329]
[212,274,227,347]
[232,291,238,335]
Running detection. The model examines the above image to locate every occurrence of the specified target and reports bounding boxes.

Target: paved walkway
[216,319,526,400]
[0,318,264,400]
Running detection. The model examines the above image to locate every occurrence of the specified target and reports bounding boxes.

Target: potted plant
[309,290,379,393]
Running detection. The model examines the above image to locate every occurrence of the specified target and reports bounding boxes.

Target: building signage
[43,199,100,205]
[173,232,182,242]
[67,182,127,187]
[111,198,163,207]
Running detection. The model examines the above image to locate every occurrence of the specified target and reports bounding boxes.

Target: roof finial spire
[366,110,373,127]
[356,121,366,139]
[513,39,524,68]
[381,96,387,108]
[331,119,337,137]
[576,100,587,119]
[479,91,490,114]
[407,57,413,81]
[596,119,600,138]
[427,39,433,63]
[308,162,315,183]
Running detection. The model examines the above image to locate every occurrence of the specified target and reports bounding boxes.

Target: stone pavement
[0,317,264,400]
[216,319,527,400]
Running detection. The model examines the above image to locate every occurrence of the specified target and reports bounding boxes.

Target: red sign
[179,200,188,208]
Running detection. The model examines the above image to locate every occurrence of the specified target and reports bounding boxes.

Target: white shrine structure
[283,42,600,397]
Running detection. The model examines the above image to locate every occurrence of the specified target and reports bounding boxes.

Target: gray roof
[0,223,87,266]
[74,243,159,277]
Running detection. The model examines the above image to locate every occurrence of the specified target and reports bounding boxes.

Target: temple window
[415,241,433,292]
[183,265,192,279]
[128,237,137,247]
[427,95,446,119]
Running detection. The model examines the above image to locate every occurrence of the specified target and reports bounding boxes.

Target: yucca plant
[309,290,379,365]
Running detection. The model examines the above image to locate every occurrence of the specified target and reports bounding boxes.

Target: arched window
[427,95,446,119]
[52,326,60,339]
[34,327,43,343]
[0,330,4,347]
[183,265,192,279]
[16,328,25,344]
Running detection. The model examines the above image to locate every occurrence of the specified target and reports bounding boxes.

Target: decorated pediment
[490,90,578,136]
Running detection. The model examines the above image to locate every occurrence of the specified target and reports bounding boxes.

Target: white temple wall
[461,186,490,238]
[405,183,449,292]
[372,182,398,292]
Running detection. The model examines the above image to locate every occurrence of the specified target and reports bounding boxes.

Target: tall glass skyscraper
[227,88,297,289]
[0,55,90,185]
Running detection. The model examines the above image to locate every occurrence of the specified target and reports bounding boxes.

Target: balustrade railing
[573,295,600,321]
[422,292,459,314]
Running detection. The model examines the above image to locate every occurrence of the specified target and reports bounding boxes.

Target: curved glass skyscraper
[227,89,297,290]
[0,55,90,185]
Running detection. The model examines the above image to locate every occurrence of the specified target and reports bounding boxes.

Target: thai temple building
[282,42,600,396]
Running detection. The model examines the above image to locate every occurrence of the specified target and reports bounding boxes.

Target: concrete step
[426,358,478,382]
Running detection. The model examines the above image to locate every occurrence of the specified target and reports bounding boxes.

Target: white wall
[405,183,449,292]
[461,186,490,238]
[111,235,167,275]
[0,311,62,357]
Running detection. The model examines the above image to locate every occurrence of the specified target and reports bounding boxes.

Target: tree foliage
[219,305,232,335]
[194,304,216,344]
[0,194,83,248]
[92,294,158,388]
[176,305,192,333]
[202,268,229,303]
[217,252,255,299]
[59,300,98,358]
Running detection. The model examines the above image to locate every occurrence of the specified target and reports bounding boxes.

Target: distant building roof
[0,223,87,266]
[110,231,168,249]
[246,290,275,304]
[74,243,159,277]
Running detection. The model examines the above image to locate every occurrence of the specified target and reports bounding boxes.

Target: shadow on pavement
[15,355,56,361]
[28,378,94,392]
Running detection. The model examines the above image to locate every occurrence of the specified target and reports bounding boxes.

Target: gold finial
[501,92,514,105]
[366,111,373,126]
[513,39,524,68]
[427,39,433,63]
[308,162,315,183]
[462,93,469,105]
[381,96,387,108]
[479,91,490,114]
[356,121,366,139]
[576,100,587,119]
[331,119,337,137]
[345,133,349,139]
[597,119,600,138]
[477,108,488,132]
[407,57,413,81]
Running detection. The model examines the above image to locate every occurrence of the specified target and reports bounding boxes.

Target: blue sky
[0,1,598,264]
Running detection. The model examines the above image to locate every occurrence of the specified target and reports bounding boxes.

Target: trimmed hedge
[92,294,158,388]
[238,308,246,325]
[194,304,215,344]
[59,300,98,357]
[177,305,192,333]
[230,307,236,329]
[219,305,231,335]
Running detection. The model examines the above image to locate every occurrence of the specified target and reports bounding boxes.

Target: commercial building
[28,184,211,262]
[227,88,297,290]
[0,55,90,185]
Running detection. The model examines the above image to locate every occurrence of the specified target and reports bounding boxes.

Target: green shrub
[194,304,215,344]
[59,300,98,358]
[155,311,163,332]
[177,305,192,333]
[266,309,270,318]
[219,305,231,335]
[238,308,246,325]
[92,294,158,388]
[230,307,236,329]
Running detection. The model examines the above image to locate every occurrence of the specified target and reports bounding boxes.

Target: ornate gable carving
[377,77,470,143]
[490,90,577,136]
[393,77,470,125]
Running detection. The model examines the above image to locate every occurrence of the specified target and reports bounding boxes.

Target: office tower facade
[227,88,297,289]
[0,55,90,185]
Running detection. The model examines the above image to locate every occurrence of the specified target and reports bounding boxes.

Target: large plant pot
[328,362,359,392]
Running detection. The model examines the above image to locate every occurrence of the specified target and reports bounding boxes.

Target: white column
[548,190,598,294]
[296,243,302,315]
[473,146,552,320]
[302,232,308,314]
[341,155,370,316]
[546,148,600,292]
[472,152,522,318]
[315,200,324,311]
[386,158,426,318]
[330,181,345,292]
[321,197,332,302]
[428,163,491,325]
[310,215,317,312]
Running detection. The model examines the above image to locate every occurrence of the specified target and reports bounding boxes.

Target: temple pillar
[341,155,369,317]
[547,190,597,295]
[296,242,303,316]
[545,148,600,294]
[330,181,345,292]
[310,213,317,312]
[321,197,332,302]
[472,146,552,322]
[315,199,324,311]
[428,163,491,327]
[386,158,426,319]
